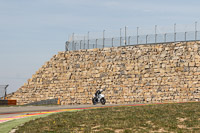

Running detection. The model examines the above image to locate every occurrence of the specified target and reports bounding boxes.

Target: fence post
[88,31,89,49]
[125,26,127,45]
[137,27,139,44]
[185,32,187,41]
[72,33,74,50]
[155,25,157,43]
[80,40,82,50]
[164,33,167,42]
[146,35,148,44]
[128,36,130,45]
[84,36,86,49]
[112,38,114,47]
[75,43,77,50]
[195,21,197,41]
[65,41,69,51]
[96,39,98,48]
[120,28,122,46]
[174,23,176,42]
[103,30,105,48]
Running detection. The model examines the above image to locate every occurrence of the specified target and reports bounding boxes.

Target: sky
[0,0,200,93]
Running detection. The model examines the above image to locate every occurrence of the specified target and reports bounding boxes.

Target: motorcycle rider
[95,88,105,98]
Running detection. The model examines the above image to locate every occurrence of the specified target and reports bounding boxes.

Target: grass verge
[0,113,51,133]
[15,102,200,132]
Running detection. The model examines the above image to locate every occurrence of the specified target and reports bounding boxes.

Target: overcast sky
[0,0,200,93]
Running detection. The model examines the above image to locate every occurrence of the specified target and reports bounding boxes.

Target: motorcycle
[92,89,106,105]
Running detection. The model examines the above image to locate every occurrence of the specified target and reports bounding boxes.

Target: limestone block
[189,62,195,67]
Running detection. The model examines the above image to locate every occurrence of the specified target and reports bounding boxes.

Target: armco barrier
[0,100,8,105]
[25,98,58,105]
[0,100,16,105]
[7,100,17,105]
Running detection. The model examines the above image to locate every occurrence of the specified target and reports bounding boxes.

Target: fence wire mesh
[0,85,8,99]
[67,30,200,51]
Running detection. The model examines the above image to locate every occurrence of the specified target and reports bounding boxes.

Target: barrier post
[57,98,61,105]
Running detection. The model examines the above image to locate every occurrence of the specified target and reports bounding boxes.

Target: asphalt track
[0,102,192,123]
[0,103,142,123]
[0,104,108,115]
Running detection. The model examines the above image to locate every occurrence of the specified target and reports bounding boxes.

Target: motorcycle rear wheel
[100,98,106,105]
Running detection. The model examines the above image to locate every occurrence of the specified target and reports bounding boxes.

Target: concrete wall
[10,41,200,105]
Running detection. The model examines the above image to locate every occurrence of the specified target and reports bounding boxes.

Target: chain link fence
[0,85,8,99]
[66,31,199,51]
[66,23,199,51]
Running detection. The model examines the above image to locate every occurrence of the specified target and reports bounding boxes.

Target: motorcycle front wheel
[100,97,106,105]
[92,97,97,105]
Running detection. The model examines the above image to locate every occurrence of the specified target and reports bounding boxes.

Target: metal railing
[66,23,199,51]
[0,85,8,100]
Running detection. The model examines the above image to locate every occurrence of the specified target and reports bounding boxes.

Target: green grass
[0,113,51,133]
[16,102,200,133]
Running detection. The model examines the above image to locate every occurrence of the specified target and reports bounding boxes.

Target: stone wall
[9,41,200,105]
